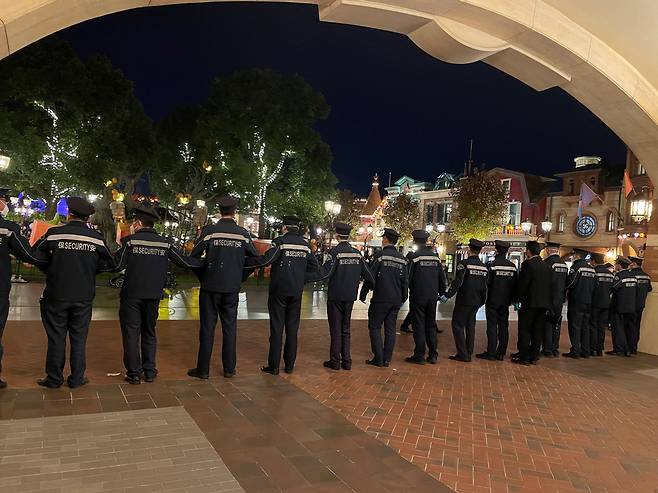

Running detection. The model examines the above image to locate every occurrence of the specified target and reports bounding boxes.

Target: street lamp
[0,155,11,171]
[425,224,434,233]
[541,217,553,235]
[521,218,533,235]
[436,224,446,233]
[324,200,335,214]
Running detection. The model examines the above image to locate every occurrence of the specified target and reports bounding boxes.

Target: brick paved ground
[1,318,658,493]
[0,406,242,493]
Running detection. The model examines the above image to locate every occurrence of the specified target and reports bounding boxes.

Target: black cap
[217,196,237,214]
[604,262,614,269]
[629,255,644,265]
[546,241,561,248]
[526,240,543,255]
[412,229,429,242]
[469,238,485,250]
[132,205,160,224]
[616,256,632,267]
[573,248,589,256]
[590,252,605,264]
[282,215,301,227]
[494,240,510,250]
[334,222,352,237]
[382,228,400,243]
[67,197,95,218]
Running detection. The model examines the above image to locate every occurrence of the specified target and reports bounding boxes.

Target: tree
[450,171,508,243]
[335,189,363,238]
[196,69,332,235]
[383,193,420,244]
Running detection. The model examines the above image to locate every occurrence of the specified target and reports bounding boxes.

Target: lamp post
[0,155,11,172]
[323,200,342,247]
[521,218,533,236]
[541,217,553,239]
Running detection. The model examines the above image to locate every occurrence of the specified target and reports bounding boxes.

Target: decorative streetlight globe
[332,203,341,216]
[0,155,10,171]
[541,218,553,233]
[521,219,533,235]
[324,200,335,214]
[316,227,323,236]
[425,224,434,233]
[436,224,446,233]
[366,225,373,234]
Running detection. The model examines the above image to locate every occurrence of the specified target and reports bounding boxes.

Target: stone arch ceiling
[2,0,658,177]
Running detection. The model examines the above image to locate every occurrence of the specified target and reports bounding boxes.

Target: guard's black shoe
[144,374,156,383]
[510,352,520,359]
[187,368,209,379]
[404,356,426,365]
[0,379,6,389]
[562,352,580,359]
[341,361,352,370]
[284,368,294,374]
[37,378,61,389]
[223,371,235,378]
[605,350,621,356]
[124,376,140,385]
[68,377,89,389]
[580,354,590,359]
[540,351,553,358]
[595,351,603,357]
[475,352,496,361]
[449,355,470,362]
[631,350,638,355]
[365,359,384,367]
[495,354,505,361]
[323,361,340,370]
[260,366,279,375]
[399,326,412,333]
[624,352,632,357]
[552,350,560,357]
[426,357,438,364]
[512,358,532,366]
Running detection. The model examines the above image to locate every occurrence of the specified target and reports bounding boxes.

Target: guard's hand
[513,303,521,312]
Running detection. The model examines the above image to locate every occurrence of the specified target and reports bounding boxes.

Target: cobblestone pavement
[1,318,658,493]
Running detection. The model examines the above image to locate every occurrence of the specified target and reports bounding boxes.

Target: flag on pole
[624,170,635,197]
[578,183,601,218]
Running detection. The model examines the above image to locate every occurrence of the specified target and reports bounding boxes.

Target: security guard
[359,228,408,367]
[542,241,568,357]
[35,197,115,389]
[607,256,636,357]
[629,256,652,354]
[563,249,598,358]
[258,216,319,375]
[445,239,487,363]
[512,241,552,365]
[187,196,258,379]
[589,253,613,357]
[319,222,374,370]
[404,229,446,365]
[115,206,201,384]
[477,240,517,361]
[0,199,45,389]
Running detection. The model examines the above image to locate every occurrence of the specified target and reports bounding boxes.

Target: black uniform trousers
[268,293,302,371]
[119,298,160,378]
[612,312,635,353]
[543,313,562,355]
[485,304,510,357]
[517,306,545,363]
[400,311,412,331]
[40,300,93,386]
[567,304,591,356]
[326,301,354,366]
[452,304,478,360]
[633,308,644,352]
[367,302,399,364]
[0,298,9,374]
[197,290,239,374]
[589,307,608,354]
[411,298,438,360]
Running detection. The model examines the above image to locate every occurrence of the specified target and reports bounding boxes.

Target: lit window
[557,212,566,233]
[606,211,616,232]
[637,161,646,176]
[508,202,521,226]
[501,178,511,196]
[568,179,575,195]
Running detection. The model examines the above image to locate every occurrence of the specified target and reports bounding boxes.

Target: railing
[492,225,537,236]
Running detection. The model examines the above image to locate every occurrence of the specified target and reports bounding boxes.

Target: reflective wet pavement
[6,282,532,322]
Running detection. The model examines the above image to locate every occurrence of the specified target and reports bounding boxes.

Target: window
[508,202,521,226]
[501,178,511,196]
[425,204,434,224]
[568,178,575,195]
[445,203,452,222]
[636,161,646,176]
[606,211,616,232]
[590,176,597,188]
[436,202,452,224]
[557,212,566,232]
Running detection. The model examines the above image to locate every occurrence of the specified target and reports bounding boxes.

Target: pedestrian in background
[541,242,568,357]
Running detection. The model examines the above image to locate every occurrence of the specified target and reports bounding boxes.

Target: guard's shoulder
[0,218,19,231]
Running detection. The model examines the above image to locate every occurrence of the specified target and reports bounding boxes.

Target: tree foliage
[382,193,420,244]
[336,189,363,238]
[450,171,508,244]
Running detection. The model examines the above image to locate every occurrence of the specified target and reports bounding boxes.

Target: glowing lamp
[541,218,553,233]
[0,155,11,171]
[521,219,533,235]
[436,224,446,233]
[425,224,434,233]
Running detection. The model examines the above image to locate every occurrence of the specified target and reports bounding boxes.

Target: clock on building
[575,214,597,238]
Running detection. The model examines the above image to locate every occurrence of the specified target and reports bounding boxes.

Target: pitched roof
[362,176,382,216]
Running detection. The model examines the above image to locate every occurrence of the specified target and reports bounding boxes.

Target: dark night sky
[58,2,625,195]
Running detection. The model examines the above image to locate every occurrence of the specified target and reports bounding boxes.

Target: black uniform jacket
[445,255,487,307]
[611,268,637,314]
[35,220,115,302]
[359,245,408,305]
[631,267,653,310]
[0,217,43,297]
[566,258,598,306]
[544,254,568,314]
[320,241,374,302]
[407,246,447,302]
[116,228,201,300]
[592,264,614,309]
[517,255,552,309]
[486,255,518,307]
[252,231,319,297]
[191,219,258,293]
